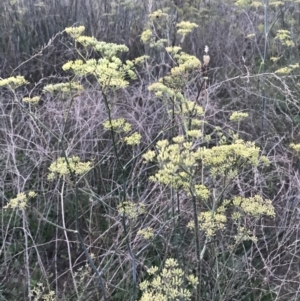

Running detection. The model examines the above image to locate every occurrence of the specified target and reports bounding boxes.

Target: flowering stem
[60,180,79,298]
[191,192,201,299]
[261,0,269,137]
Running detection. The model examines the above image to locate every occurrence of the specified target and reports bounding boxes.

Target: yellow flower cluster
[192,119,203,128]
[233,195,275,217]
[97,57,136,87]
[117,201,145,219]
[234,226,257,243]
[171,52,201,75]
[76,35,98,47]
[148,82,175,98]
[140,292,166,301]
[275,63,299,75]
[146,139,193,189]
[176,21,198,36]
[143,149,156,162]
[147,43,200,106]
[23,96,40,105]
[274,67,291,75]
[290,143,300,153]
[269,1,284,7]
[200,211,227,236]
[139,258,198,301]
[187,130,202,138]
[197,139,265,176]
[94,41,128,58]
[229,111,249,122]
[124,132,142,145]
[43,82,83,94]
[66,25,129,57]
[165,46,182,54]
[270,56,280,63]
[145,136,266,191]
[148,50,201,105]
[141,29,153,44]
[235,0,262,7]
[149,9,169,20]
[0,76,28,89]
[62,57,135,88]
[64,26,135,88]
[172,135,185,144]
[4,191,36,210]
[65,26,85,38]
[194,184,210,201]
[47,156,91,180]
[181,100,204,116]
[144,133,273,238]
[188,206,228,237]
[142,13,197,49]
[134,55,150,65]
[137,227,154,240]
[231,211,242,220]
[30,282,56,301]
[275,29,295,47]
[150,39,168,49]
[188,193,274,238]
[103,118,132,133]
[63,59,96,75]
[74,262,92,285]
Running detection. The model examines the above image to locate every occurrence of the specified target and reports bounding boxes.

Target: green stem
[101,86,137,301]
[191,191,201,299]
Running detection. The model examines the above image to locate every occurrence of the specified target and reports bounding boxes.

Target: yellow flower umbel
[43,82,83,95]
[187,200,229,237]
[137,227,154,240]
[234,226,257,243]
[47,156,91,180]
[117,201,145,219]
[23,96,40,105]
[103,118,132,133]
[146,139,193,190]
[141,29,153,44]
[275,29,295,47]
[148,82,175,98]
[64,26,135,89]
[290,143,300,153]
[4,191,36,210]
[187,194,275,238]
[230,111,249,122]
[195,139,266,177]
[176,21,198,36]
[275,63,299,75]
[148,48,200,106]
[171,52,201,76]
[144,135,266,192]
[104,119,140,146]
[30,282,56,301]
[65,26,85,39]
[62,57,135,89]
[149,9,169,21]
[124,132,142,146]
[0,76,28,90]
[230,111,249,131]
[232,195,275,218]
[139,258,198,301]
[76,36,98,47]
